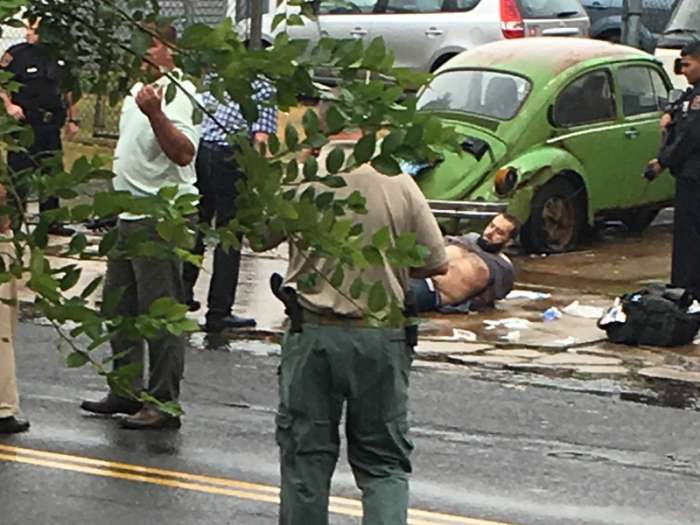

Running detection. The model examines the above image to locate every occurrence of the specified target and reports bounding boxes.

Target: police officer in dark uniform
[0,18,79,236]
[647,41,700,297]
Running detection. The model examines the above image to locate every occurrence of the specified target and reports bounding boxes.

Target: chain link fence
[640,0,679,35]
[90,0,229,140]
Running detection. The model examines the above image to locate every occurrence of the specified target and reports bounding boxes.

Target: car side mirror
[668,88,684,104]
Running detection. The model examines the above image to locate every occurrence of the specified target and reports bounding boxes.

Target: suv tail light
[500,0,525,39]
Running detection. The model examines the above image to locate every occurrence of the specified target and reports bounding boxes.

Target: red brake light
[500,0,524,39]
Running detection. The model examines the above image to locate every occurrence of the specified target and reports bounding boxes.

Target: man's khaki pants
[0,240,19,418]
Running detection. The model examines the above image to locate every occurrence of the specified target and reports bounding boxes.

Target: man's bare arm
[136,84,194,167]
[0,89,24,120]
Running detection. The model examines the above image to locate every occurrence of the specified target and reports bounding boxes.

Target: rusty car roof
[442,38,655,79]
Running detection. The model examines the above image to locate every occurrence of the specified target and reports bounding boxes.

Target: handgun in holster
[270,273,303,333]
[403,288,419,347]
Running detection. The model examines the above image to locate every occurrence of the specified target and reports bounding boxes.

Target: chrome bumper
[428,199,508,220]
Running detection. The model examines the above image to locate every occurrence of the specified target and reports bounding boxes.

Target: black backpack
[598,284,700,347]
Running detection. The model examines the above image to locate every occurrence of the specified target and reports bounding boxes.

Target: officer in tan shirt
[271,123,448,523]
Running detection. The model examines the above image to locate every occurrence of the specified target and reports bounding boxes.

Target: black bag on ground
[597,284,700,347]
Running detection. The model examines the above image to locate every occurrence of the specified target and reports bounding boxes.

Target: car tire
[622,208,659,234]
[521,177,587,253]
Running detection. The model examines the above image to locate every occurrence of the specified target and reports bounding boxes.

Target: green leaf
[381,130,405,155]
[165,82,177,105]
[66,352,90,368]
[69,233,88,254]
[326,147,345,174]
[303,156,319,180]
[371,155,402,175]
[362,37,387,69]
[325,105,346,134]
[362,246,384,266]
[320,175,346,188]
[285,159,299,182]
[285,123,299,151]
[99,228,119,257]
[271,13,287,31]
[330,266,344,288]
[315,192,334,209]
[80,276,103,299]
[368,281,388,312]
[130,27,152,57]
[353,133,376,164]
[302,108,321,136]
[372,226,391,251]
[268,134,280,155]
[350,278,364,300]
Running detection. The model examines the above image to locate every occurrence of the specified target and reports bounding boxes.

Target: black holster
[404,288,419,347]
[270,273,303,333]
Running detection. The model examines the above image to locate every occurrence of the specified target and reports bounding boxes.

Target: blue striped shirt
[200,78,277,145]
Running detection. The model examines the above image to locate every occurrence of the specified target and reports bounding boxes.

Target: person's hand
[135,84,164,118]
[253,132,269,154]
[647,159,663,178]
[660,112,672,131]
[5,103,24,121]
[65,120,79,140]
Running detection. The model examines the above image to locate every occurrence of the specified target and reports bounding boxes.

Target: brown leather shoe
[120,404,181,430]
[0,416,30,434]
[80,393,142,415]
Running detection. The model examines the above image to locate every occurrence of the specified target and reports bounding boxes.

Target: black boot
[0,416,30,434]
[80,393,142,415]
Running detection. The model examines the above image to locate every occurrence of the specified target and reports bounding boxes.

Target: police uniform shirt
[0,42,66,123]
[658,83,700,179]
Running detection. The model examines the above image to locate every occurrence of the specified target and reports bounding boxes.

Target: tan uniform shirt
[284,162,447,317]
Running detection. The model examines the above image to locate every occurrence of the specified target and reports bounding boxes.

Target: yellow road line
[0,444,515,525]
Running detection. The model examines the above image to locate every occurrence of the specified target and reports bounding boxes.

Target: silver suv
[238,0,590,72]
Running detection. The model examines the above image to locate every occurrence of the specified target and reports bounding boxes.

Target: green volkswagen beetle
[412,37,675,253]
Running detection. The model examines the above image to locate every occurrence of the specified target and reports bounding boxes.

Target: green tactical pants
[276,322,414,525]
[104,219,185,402]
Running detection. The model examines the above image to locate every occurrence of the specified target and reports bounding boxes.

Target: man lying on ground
[410,213,519,313]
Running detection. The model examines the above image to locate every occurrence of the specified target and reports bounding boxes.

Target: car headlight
[495,167,518,196]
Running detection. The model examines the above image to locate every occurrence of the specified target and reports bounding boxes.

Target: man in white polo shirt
[80,25,199,430]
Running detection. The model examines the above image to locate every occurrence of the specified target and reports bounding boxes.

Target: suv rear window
[517,0,584,18]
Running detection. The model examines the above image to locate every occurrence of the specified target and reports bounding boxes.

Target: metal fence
[640,0,679,35]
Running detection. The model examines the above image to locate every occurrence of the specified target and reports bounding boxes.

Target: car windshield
[417,70,532,120]
[664,0,700,36]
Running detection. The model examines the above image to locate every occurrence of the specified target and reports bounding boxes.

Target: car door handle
[425,27,444,37]
[625,128,640,139]
[588,1,605,9]
[350,27,368,37]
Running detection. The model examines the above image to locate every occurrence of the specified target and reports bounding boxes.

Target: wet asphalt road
[2,320,699,525]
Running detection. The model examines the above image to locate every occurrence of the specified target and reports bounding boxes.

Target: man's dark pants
[277,321,414,525]
[671,177,700,298]
[7,124,62,219]
[104,219,185,402]
[182,141,243,321]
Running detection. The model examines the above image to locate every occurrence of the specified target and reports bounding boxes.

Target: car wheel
[521,177,586,253]
[622,208,659,234]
